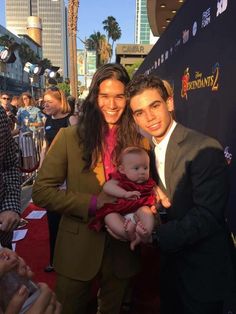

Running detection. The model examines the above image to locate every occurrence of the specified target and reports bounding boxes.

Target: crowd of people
[0,63,236,314]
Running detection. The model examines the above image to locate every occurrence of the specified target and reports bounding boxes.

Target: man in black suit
[126,74,236,314]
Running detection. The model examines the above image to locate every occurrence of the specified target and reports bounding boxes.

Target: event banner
[137,0,236,235]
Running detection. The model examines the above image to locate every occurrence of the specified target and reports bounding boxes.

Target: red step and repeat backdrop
[137,0,236,235]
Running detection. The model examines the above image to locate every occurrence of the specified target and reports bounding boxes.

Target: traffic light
[0,46,16,63]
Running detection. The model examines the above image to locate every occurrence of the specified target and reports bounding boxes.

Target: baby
[89,146,168,250]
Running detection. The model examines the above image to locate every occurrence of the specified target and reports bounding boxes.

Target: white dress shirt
[152,121,177,188]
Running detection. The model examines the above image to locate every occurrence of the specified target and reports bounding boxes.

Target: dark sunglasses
[2,97,10,100]
[47,86,60,91]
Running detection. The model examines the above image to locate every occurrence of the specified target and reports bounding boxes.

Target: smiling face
[97,79,126,128]
[130,88,174,143]
[119,151,150,183]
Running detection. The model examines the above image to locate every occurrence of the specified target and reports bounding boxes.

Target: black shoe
[44,264,54,272]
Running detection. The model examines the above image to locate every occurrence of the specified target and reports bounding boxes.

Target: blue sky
[0,0,136,49]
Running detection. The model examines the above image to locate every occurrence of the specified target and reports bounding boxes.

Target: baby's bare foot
[136,221,148,237]
[130,233,141,251]
[124,219,136,241]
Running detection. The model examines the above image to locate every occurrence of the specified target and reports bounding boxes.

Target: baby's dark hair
[118,146,149,166]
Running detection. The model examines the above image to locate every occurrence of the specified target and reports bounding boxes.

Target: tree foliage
[86,31,111,68]
[40,58,52,70]
[125,60,144,78]
[102,16,121,60]
[57,82,71,96]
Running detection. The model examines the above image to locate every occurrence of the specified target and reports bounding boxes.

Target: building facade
[135,0,158,44]
[0,25,41,94]
[6,0,69,78]
[116,44,153,68]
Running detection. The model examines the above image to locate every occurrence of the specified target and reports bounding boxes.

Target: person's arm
[38,139,49,169]
[0,248,61,314]
[0,247,33,279]
[3,283,61,314]
[153,137,229,252]
[0,109,21,232]
[103,179,141,199]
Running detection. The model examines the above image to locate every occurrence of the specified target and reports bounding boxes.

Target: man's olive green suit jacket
[32,126,140,281]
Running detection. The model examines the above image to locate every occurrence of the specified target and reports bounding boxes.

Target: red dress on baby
[89,171,156,232]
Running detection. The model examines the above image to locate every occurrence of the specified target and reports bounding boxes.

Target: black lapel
[150,147,167,193]
[150,148,159,182]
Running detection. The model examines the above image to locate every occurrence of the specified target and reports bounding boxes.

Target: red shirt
[89,127,117,216]
[102,126,117,180]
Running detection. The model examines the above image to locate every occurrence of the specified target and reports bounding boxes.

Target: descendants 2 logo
[181,63,220,99]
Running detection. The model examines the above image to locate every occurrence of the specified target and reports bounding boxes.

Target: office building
[6,0,69,77]
[135,0,158,44]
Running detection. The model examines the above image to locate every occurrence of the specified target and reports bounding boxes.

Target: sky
[0,0,136,49]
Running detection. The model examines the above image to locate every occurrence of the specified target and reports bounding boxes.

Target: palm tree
[68,0,79,98]
[102,16,116,43]
[99,38,112,65]
[40,58,52,70]
[102,16,122,60]
[86,32,111,68]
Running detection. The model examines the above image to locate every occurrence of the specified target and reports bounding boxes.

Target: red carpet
[15,203,56,289]
[15,203,160,313]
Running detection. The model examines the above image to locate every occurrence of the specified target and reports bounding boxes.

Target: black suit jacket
[151,123,236,302]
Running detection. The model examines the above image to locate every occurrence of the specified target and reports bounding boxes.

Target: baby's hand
[124,191,141,200]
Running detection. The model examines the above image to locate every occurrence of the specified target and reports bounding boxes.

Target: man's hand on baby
[155,186,171,208]
[124,191,141,200]
[97,191,117,209]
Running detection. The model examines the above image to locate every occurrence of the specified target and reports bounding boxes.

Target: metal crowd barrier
[14,127,45,186]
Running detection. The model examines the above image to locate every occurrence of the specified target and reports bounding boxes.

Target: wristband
[88,195,97,217]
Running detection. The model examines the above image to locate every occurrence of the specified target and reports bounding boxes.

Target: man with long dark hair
[32,64,145,314]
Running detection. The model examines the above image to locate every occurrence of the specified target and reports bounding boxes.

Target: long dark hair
[77,63,143,170]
